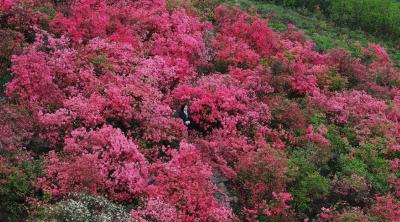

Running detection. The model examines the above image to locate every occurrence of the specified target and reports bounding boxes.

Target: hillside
[1,0,400,221]
[227,0,400,68]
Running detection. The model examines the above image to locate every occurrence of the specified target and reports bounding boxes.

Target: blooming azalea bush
[38,125,149,202]
[234,145,293,220]
[1,0,400,221]
[131,197,178,222]
[146,143,236,221]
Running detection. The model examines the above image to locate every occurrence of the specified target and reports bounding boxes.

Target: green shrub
[262,0,330,12]
[327,0,400,39]
[0,157,41,218]
[39,5,57,20]
[0,171,32,216]
[339,141,390,194]
[0,155,41,221]
[288,149,330,218]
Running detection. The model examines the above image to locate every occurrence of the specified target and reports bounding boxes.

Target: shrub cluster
[0,0,400,221]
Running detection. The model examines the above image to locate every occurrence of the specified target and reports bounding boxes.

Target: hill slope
[1,0,400,221]
[227,0,400,68]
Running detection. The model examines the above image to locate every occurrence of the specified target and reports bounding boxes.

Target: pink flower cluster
[1,0,400,220]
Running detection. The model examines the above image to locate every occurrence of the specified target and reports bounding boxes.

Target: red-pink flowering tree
[309,90,388,124]
[372,194,400,221]
[51,0,111,43]
[38,125,148,202]
[214,6,280,68]
[194,129,252,179]
[173,74,272,135]
[7,33,188,148]
[146,143,236,221]
[0,103,34,152]
[131,197,179,222]
[234,144,293,220]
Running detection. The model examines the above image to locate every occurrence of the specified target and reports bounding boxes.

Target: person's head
[183,104,188,113]
[180,104,188,112]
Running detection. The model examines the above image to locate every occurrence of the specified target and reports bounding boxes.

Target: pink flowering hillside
[1,0,400,221]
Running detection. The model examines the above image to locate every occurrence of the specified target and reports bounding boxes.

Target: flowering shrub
[146,143,236,221]
[1,0,400,221]
[214,6,279,68]
[270,96,306,131]
[131,198,178,222]
[317,207,370,222]
[305,124,330,149]
[235,145,292,220]
[372,194,400,221]
[51,0,112,43]
[173,74,253,130]
[194,129,252,178]
[38,125,148,202]
[0,103,34,152]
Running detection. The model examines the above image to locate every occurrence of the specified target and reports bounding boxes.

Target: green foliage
[340,127,359,147]
[0,32,13,96]
[90,54,114,75]
[258,0,400,40]
[309,113,327,126]
[340,158,368,177]
[0,171,31,215]
[329,0,400,39]
[339,141,390,194]
[357,142,390,194]
[288,148,330,218]
[0,69,12,96]
[0,157,42,218]
[328,73,348,92]
[39,5,57,20]
[266,0,330,13]
[336,208,371,221]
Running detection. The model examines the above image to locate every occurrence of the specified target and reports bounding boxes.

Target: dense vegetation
[1,0,400,221]
[265,0,400,40]
[230,0,400,69]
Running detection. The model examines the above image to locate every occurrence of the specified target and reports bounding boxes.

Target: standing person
[176,104,191,127]
[175,104,192,142]
[175,104,204,135]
